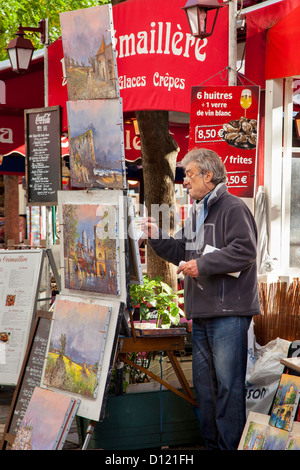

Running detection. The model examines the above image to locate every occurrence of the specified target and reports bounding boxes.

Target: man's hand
[141,217,159,239]
[177,259,199,278]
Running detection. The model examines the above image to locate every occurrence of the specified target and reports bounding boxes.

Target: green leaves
[130,275,185,328]
[0,0,110,62]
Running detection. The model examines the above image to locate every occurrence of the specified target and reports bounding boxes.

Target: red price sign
[189,86,260,198]
[195,124,224,144]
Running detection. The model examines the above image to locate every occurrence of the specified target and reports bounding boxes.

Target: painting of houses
[67,99,126,189]
[60,4,119,100]
[269,374,300,431]
[61,202,120,296]
[43,296,111,399]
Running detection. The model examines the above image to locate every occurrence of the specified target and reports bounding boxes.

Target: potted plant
[129,275,185,328]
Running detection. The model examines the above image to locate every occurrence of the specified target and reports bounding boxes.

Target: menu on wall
[25,106,62,206]
[189,86,260,198]
[0,250,44,385]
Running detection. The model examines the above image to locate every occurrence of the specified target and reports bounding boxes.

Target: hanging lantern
[182,0,223,39]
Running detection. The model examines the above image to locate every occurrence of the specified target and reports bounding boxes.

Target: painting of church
[269,374,300,431]
[62,202,120,296]
[60,4,119,100]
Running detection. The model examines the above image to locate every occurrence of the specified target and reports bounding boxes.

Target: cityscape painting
[67,98,126,189]
[60,4,119,100]
[43,296,111,399]
[61,201,120,296]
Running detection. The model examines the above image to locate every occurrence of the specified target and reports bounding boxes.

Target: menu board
[25,106,62,206]
[0,250,44,385]
[4,312,52,441]
[189,86,260,198]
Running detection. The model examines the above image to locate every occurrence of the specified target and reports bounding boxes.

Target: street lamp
[6,19,48,73]
[182,0,223,39]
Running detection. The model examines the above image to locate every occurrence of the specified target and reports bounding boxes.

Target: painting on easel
[42,295,111,399]
[60,4,119,101]
[61,199,120,296]
[12,387,79,450]
[67,98,126,190]
[58,190,127,304]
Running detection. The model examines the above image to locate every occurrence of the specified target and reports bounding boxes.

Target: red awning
[266,4,300,79]
[245,0,300,88]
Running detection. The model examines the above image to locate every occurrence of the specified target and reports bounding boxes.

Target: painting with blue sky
[60,4,119,100]
[67,98,126,189]
[43,296,111,398]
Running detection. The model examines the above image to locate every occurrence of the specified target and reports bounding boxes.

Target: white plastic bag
[245,337,291,416]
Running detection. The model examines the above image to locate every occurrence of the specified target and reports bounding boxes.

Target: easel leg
[81,420,97,450]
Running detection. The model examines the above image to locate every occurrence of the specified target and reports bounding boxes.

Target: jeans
[192,315,252,450]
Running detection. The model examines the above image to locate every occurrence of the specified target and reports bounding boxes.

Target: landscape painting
[12,387,79,450]
[43,296,111,399]
[60,4,118,100]
[61,200,120,296]
[67,99,126,189]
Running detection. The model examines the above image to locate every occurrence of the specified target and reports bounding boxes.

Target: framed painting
[11,387,79,450]
[58,190,127,303]
[269,373,300,432]
[60,4,119,101]
[42,295,111,399]
[238,412,290,450]
[41,294,123,421]
[67,98,126,190]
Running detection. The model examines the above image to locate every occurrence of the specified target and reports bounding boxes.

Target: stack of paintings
[60,4,126,190]
[238,374,300,450]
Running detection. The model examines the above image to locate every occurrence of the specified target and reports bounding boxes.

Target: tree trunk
[4,175,19,246]
[112,0,180,290]
[136,110,179,290]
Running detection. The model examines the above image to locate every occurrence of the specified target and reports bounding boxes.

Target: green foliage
[130,275,185,329]
[0,0,110,62]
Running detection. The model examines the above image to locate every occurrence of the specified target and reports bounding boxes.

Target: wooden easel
[118,310,197,407]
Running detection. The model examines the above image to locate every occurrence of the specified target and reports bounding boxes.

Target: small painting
[61,201,120,296]
[43,296,111,399]
[12,387,79,450]
[67,99,125,189]
[238,412,290,450]
[60,4,119,100]
[269,374,300,431]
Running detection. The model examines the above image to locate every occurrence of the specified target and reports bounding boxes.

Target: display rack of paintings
[58,189,127,303]
[60,4,119,101]
[67,98,126,190]
[41,294,122,421]
[11,387,80,450]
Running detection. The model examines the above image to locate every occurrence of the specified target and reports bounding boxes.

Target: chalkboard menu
[0,311,52,449]
[25,106,62,206]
